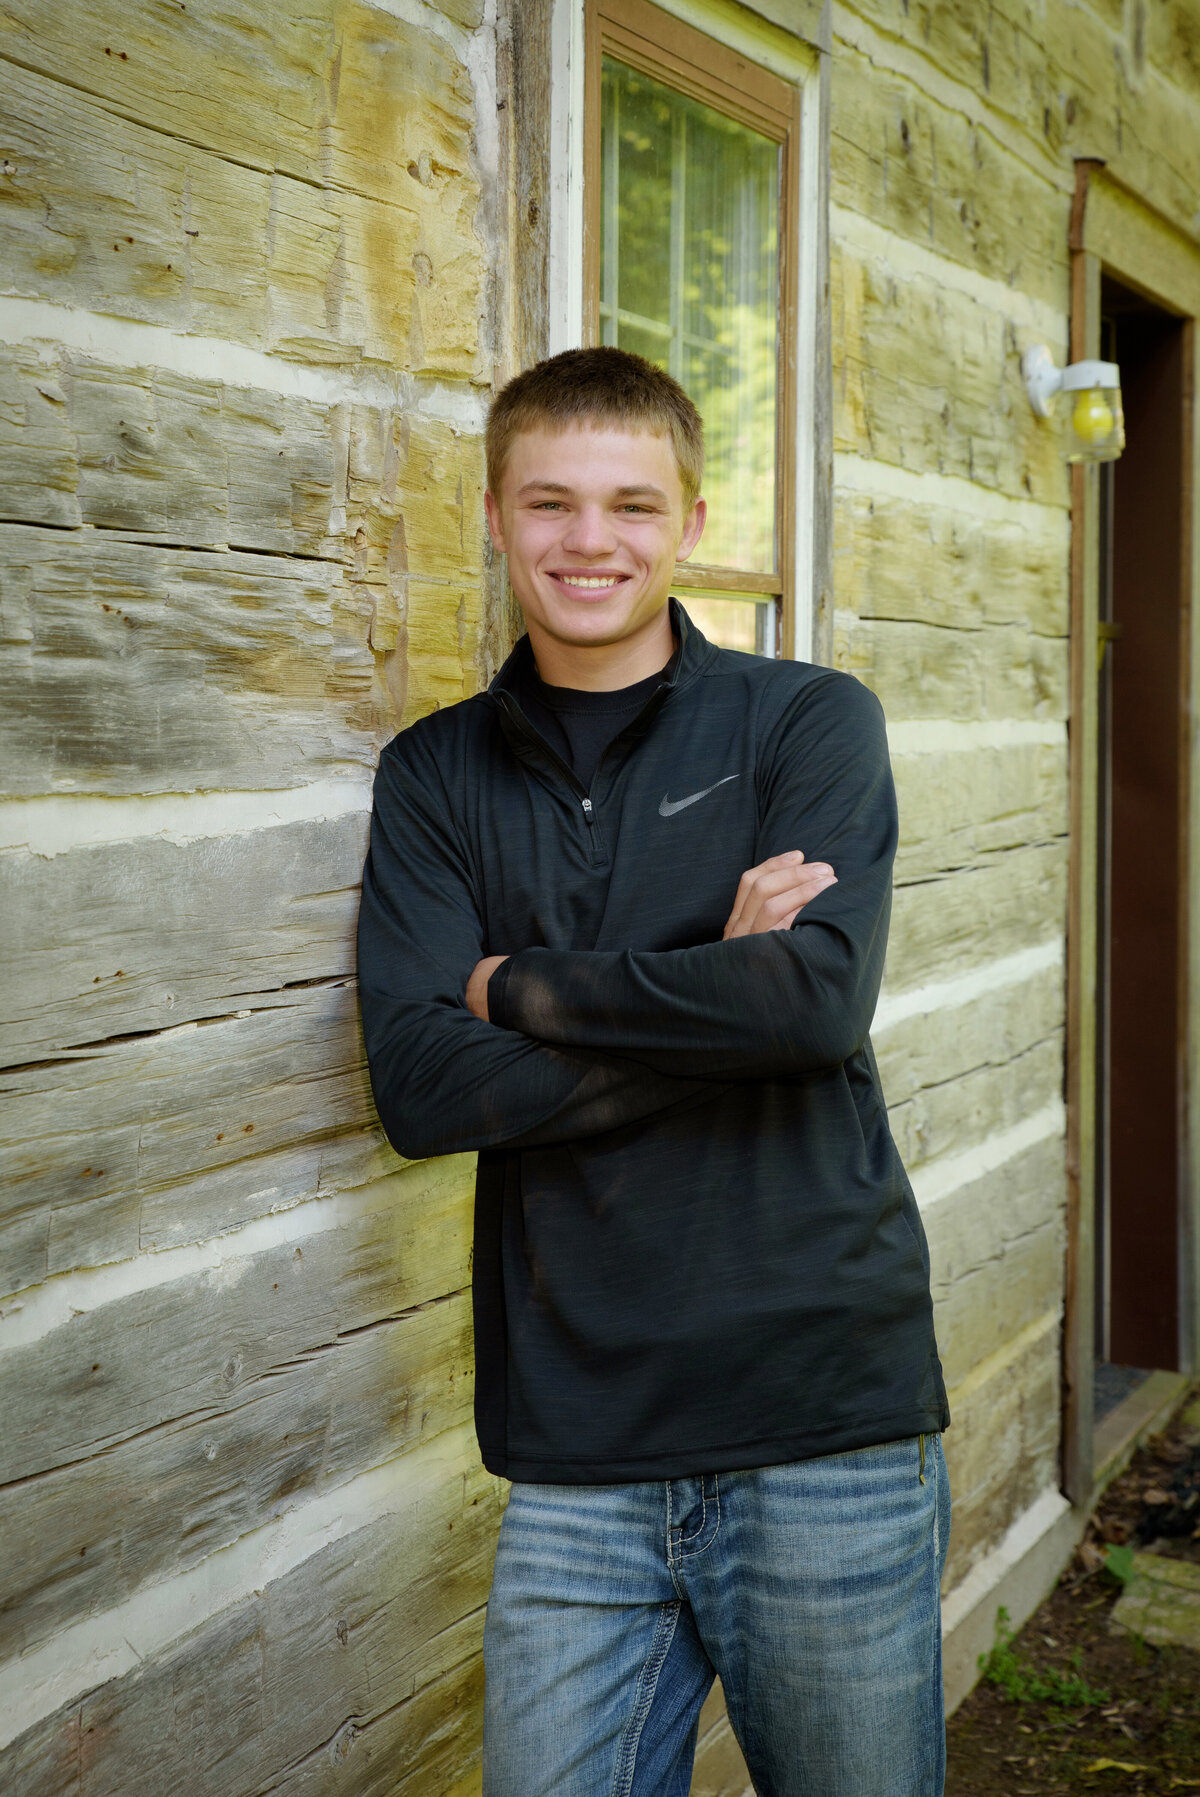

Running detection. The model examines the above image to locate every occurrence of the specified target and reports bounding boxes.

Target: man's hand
[723,851,836,940]
[466,955,508,1022]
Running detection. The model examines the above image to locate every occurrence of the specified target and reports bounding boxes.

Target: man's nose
[561,504,618,556]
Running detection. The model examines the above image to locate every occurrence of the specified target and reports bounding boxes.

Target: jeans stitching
[678,1475,721,1561]
[609,1600,681,1797]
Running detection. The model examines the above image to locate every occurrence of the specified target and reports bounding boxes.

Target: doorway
[1094,277,1191,1382]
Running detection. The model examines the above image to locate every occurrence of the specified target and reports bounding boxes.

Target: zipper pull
[581,797,594,825]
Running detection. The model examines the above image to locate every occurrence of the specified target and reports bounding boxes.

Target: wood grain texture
[0,4,483,375]
[0,1426,501,1797]
[889,1033,1064,1182]
[887,841,1068,993]
[0,1155,472,1488]
[925,1133,1067,1390]
[834,488,1070,636]
[833,239,1069,507]
[842,615,1068,725]
[892,740,1068,883]
[0,1286,474,1660]
[0,981,451,1295]
[830,34,1069,309]
[0,402,483,793]
[941,1317,1061,1590]
[836,0,1200,250]
[875,969,1064,1114]
[2,813,368,1062]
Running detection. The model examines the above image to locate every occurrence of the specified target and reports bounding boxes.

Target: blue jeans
[482,1435,950,1797]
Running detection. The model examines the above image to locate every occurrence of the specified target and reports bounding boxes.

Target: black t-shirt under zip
[358,601,950,1484]
[513,662,667,795]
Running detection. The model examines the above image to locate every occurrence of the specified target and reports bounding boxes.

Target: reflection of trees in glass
[600,58,780,573]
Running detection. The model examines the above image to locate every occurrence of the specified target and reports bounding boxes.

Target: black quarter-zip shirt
[357,603,949,1482]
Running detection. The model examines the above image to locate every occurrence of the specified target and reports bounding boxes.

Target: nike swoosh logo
[658,774,740,818]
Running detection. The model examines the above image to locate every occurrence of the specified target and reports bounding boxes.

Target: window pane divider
[672,564,784,596]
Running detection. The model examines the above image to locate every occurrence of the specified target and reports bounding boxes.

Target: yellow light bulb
[1071,389,1115,445]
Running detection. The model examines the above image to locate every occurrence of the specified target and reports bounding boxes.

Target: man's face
[484,423,706,657]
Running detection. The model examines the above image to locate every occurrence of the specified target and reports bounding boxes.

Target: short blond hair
[486,346,704,508]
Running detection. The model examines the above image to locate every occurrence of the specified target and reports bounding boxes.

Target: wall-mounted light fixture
[1022,346,1126,464]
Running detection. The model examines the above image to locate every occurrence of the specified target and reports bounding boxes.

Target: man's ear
[675,496,707,563]
[484,489,507,553]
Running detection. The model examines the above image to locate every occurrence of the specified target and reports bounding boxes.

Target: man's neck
[526,606,675,691]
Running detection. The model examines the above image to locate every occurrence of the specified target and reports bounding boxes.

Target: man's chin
[525,599,670,650]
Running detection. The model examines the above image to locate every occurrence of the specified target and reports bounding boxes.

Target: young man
[358,346,950,1797]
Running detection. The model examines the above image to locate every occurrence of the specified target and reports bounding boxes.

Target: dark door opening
[1094,277,1191,1381]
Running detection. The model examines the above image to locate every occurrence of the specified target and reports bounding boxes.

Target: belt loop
[918,1433,927,1485]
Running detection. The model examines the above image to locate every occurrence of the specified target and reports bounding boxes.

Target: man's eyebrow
[514,480,671,501]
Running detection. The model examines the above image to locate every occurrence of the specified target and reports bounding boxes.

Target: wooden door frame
[1062,161,1200,1503]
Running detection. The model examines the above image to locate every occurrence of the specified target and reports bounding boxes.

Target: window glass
[682,592,776,656]
[599,56,781,578]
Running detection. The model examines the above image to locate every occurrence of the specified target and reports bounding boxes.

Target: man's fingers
[726,851,807,933]
[723,865,837,938]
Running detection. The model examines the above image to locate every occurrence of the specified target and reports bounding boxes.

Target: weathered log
[892,740,1068,883]
[840,613,1068,725]
[925,1134,1067,1390]
[835,1,1200,244]
[875,967,1064,1111]
[0,1153,473,1487]
[0,49,480,375]
[940,1317,1061,1591]
[834,488,1069,637]
[886,840,1067,993]
[1,813,367,1062]
[0,1425,501,1797]
[0,1287,474,1661]
[833,239,1068,507]
[830,36,1069,309]
[889,1032,1064,1177]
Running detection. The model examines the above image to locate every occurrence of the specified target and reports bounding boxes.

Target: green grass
[977,1607,1111,1710]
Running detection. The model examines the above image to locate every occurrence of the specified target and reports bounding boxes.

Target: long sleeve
[356,731,711,1160]
[487,674,895,1080]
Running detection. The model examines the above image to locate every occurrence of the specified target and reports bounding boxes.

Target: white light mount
[1021,347,1126,464]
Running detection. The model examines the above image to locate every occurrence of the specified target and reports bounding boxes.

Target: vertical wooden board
[1,813,370,1060]
[887,841,1068,992]
[0,1432,502,1797]
[0,1153,473,1485]
[0,1290,475,1660]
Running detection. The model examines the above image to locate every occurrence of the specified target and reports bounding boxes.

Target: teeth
[559,575,623,588]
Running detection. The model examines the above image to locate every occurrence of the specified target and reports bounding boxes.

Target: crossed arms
[356,675,897,1162]
[465,850,838,1022]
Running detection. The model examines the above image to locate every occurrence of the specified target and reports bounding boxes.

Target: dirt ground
[946,1387,1200,1796]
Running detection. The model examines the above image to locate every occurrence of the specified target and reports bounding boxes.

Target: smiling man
[357,347,951,1797]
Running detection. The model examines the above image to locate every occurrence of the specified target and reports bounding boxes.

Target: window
[584,0,800,655]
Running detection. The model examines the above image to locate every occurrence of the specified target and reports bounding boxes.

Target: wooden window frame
[581,0,802,655]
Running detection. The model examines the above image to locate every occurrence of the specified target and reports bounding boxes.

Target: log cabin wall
[3,0,1200,1792]
[824,0,1200,1722]
[0,0,509,1789]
